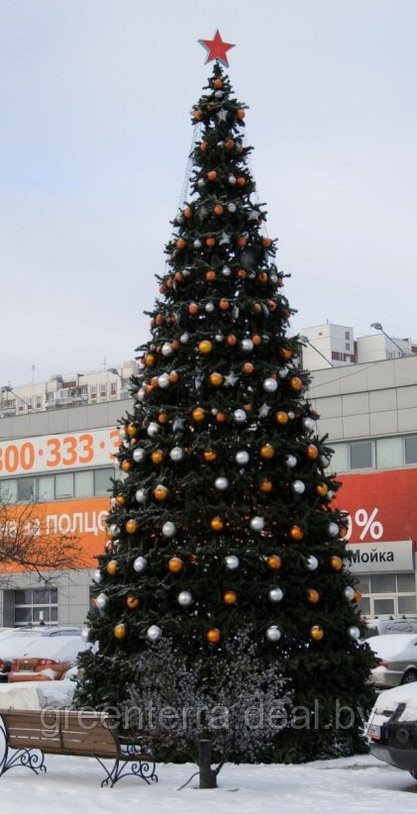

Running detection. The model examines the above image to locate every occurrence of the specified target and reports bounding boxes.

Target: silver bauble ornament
[327,522,339,538]
[266,625,282,642]
[147,625,162,642]
[228,174,237,185]
[227,203,237,213]
[180,332,190,344]
[93,569,101,583]
[270,274,278,283]
[108,523,119,535]
[193,238,202,248]
[233,409,247,423]
[214,90,223,99]
[250,516,265,532]
[287,411,295,420]
[178,591,193,607]
[344,586,356,601]
[81,627,90,642]
[215,333,224,342]
[215,477,229,491]
[205,302,215,313]
[306,555,319,571]
[197,179,205,189]
[321,455,331,468]
[95,593,107,610]
[161,342,173,357]
[236,450,250,465]
[285,454,297,468]
[269,588,284,603]
[158,373,170,388]
[135,488,146,503]
[162,521,177,538]
[147,422,160,438]
[303,417,316,431]
[241,338,254,352]
[222,266,232,277]
[278,366,289,378]
[170,446,184,462]
[137,387,146,401]
[133,556,147,573]
[292,480,306,495]
[225,555,240,570]
[263,377,278,393]
[349,626,361,640]
[133,448,146,463]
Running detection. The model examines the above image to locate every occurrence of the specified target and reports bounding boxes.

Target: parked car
[362,617,417,640]
[7,636,90,682]
[367,682,417,778]
[368,634,417,688]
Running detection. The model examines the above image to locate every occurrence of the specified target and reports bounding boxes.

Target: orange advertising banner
[334,468,417,544]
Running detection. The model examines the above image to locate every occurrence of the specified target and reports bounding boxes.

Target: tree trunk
[198,739,217,788]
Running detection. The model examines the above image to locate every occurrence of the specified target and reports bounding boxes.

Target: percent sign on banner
[342,508,384,541]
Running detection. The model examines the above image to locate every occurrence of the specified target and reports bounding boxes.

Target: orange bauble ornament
[242,362,254,375]
[169,371,179,383]
[198,340,213,354]
[213,78,223,89]
[214,204,224,215]
[226,334,237,346]
[307,589,320,604]
[306,445,319,460]
[262,237,273,248]
[330,555,343,572]
[206,270,216,281]
[115,495,126,507]
[106,560,119,575]
[192,407,205,422]
[260,444,275,460]
[126,519,138,534]
[176,238,187,250]
[236,176,246,186]
[211,516,224,532]
[223,591,237,605]
[216,412,227,423]
[219,298,230,311]
[236,109,246,120]
[171,339,181,351]
[121,460,132,472]
[252,334,262,346]
[280,347,293,361]
[275,411,289,425]
[224,138,234,150]
[258,272,268,283]
[199,141,208,152]
[207,170,218,182]
[206,628,221,644]
[316,483,328,497]
[151,450,164,465]
[354,590,362,603]
[290,376,303,391]
[188,303,199,315]
[183,206,193,218]
[267,555,282,570]
[158,412,169,425]
[127,423,138,437]
[126,595,140,610]
[174,272,183,282]
[144,353,156,368]
[236,268,246,279]
[259,479,274,494]
[338,526,348,538]
[154,485,169,501]
[168,556,184,573]
[209,372,224,387]
[203,449,218,462]
[310,626,324,641]
[237,236,247,247]
[193,109,203,120]
[206,236,216,248]
[114,623,127,639]
[289,525,304,541]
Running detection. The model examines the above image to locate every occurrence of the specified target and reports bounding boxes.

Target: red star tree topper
[198,29,235,67]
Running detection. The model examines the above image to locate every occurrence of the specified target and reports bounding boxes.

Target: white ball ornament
[228,174,237,185]
[236,450,250,465]
[241,338,254,352]
[266,625,282,642]
[327,522,339,538]
[197,179,205,190]
[135,488,146,503]
[161,342,173,357]
[269,588,284,603]
[225,555,240,570]
[147,422,160,438]
[194,238,202,248]
[214,90,223,99]
[158,373,170,388]
[222,266,232,277]
[108,524,119,536]
[93,569,101,583]
[233,409,247,423]
[227,203,237,213]
[81,627,90,642]
[205,302,215,313]
[178,591,193,607]
[170,446,184,462]
[344,586,356,601]
[287,411,295,420]
[147,625,162,642]
[133,556,147,573]
[95,593,107,610]
[137,387,146,401]
[215,477,229,491]
[278,366,289,379]
[321,455,331,468]
[180,332,190,344]
[162,521,177,538]
[250,516,265,532]
[303,417,316,432]
[349,626,361,640]
[285,454,297,468]
[133,448,146,463]
[215,333,224,342]
[263,377,278,393]
[292,480,306,495]
[306,555,319,571]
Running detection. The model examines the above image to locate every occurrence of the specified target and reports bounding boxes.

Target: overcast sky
[1,0,417,386]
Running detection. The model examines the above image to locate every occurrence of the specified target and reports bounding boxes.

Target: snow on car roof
[373,681,417,715]
[367,633,417,659]
[16,635,91,662]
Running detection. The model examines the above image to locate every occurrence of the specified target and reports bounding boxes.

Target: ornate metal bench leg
[96,755,158,787]
[97,757,120,788]
[0,718,46,777]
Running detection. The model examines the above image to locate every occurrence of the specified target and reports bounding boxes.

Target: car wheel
[401,670,417,685]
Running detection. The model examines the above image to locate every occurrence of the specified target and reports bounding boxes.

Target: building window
[0,479,18,504]
[349,441,373,469]
[94,467,114,496]
[405,435,417,464]
[376,436,403,469]
[38,475,55,502]
[55,473,74,499]
[17,477,36,502]
[36,397,42,410]
[110,382,117,397]
[14,587,58,626]
[398,596,417,614]
[75,470,94,498]
[100,384,107,399]
[370,574,396,593]
[329,443,349,473]
[90,385,97,399]
[345,331,350,340]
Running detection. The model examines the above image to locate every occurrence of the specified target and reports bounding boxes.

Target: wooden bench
[0,709,158,788]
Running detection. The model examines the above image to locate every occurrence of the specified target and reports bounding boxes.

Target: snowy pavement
[1,753,417,813]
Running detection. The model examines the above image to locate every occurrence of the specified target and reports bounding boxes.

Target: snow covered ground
[1,753,417,813]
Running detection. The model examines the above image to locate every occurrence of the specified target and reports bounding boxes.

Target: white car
[368,634,417,688]
[367,682,417,778]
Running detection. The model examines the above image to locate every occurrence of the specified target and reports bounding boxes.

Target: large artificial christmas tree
[77,33,375,763]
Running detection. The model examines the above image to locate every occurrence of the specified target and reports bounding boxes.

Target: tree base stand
[198,739,217,789]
